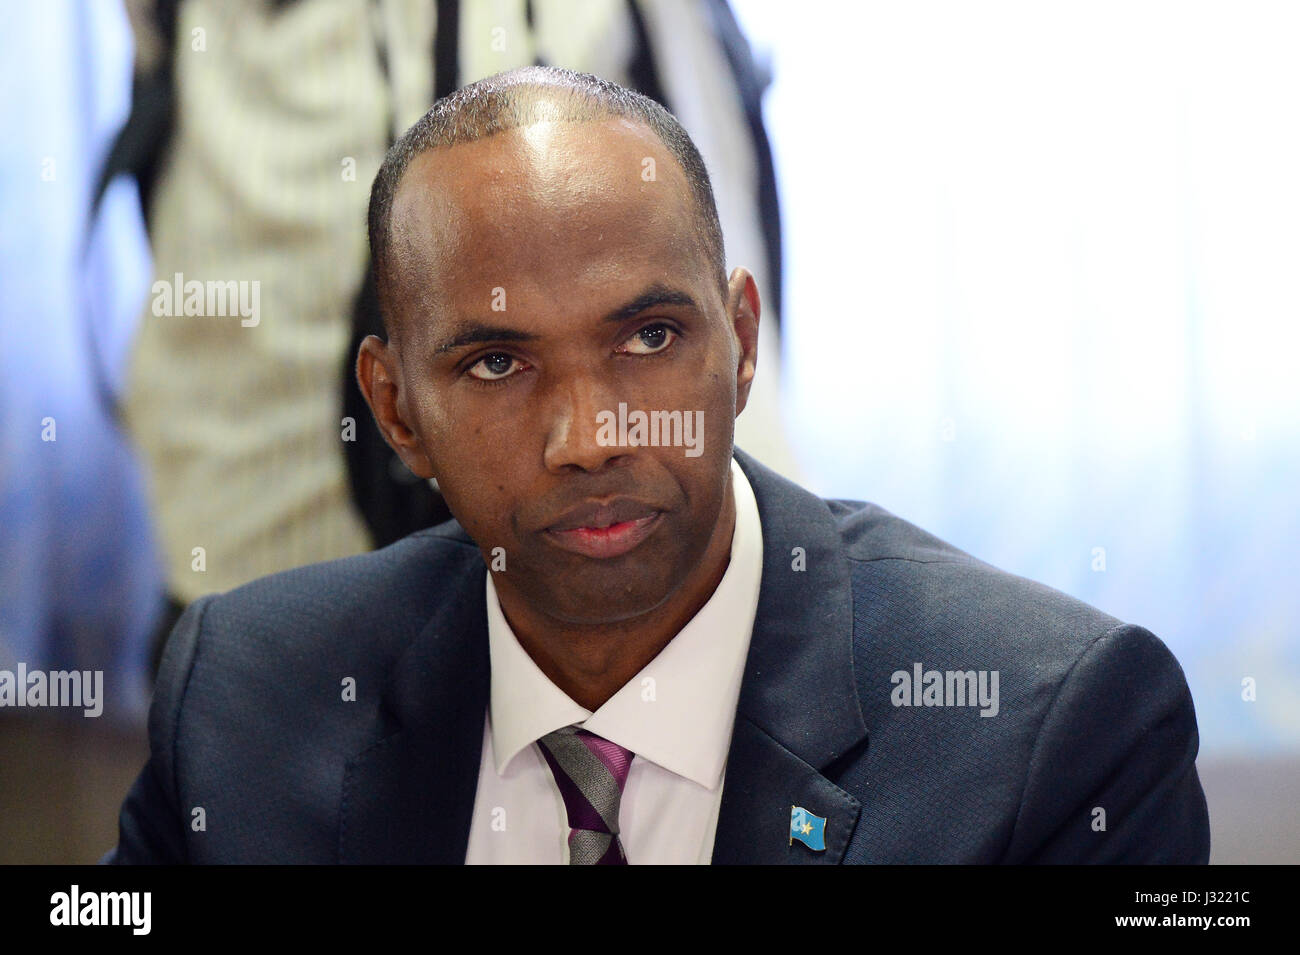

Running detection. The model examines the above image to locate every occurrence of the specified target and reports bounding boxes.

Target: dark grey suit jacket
[107,449,1210,863]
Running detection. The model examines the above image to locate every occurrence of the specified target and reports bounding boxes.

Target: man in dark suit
[107,66,1210,864]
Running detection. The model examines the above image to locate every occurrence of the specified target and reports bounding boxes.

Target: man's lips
[545,514,663,560]
[543,499,664,559]
[546,498,660,532]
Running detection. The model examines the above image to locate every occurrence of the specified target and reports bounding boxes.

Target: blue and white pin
[790,805,827,851]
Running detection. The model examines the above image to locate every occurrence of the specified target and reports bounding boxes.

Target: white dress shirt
[465,458,763,864]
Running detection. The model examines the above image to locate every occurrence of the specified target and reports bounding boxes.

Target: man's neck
[494,480,737,712]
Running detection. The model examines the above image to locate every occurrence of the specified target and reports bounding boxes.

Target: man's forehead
[398,121,689,245]
[398,114,685,195]
[388,117,707,319]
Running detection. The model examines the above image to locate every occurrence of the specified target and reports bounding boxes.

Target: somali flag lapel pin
[790,805,827,851]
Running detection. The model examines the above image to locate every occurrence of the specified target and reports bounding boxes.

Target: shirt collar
[485,457,764,790]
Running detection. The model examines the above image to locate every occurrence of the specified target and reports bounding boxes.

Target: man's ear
[356,335,436,479]
[726,268,761,417]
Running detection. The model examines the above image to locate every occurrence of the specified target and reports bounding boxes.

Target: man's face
[361,116,758,626]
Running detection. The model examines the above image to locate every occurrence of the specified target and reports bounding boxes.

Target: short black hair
[367,66,727,335]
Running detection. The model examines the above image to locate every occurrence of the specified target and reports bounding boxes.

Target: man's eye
[618,323,678,356]
[467,353,528,382]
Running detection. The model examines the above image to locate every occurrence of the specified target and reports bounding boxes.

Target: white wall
[733,0,1300,756]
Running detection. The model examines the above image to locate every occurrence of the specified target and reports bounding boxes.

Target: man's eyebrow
[603,284,702,324]
[430,284,701,356]
[432,324,539,356]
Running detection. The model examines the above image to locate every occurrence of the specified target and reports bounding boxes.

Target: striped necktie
[537,726,635,865]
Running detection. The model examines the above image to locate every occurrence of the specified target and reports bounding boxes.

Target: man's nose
[541,376,630,474]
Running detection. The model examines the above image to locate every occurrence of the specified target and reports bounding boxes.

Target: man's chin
[519,574,681,628]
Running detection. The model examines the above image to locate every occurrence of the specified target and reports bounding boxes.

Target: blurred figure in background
[0,2,159,721]
[115,0,794,664]
[0,0,160,862]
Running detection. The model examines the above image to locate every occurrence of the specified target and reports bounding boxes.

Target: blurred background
[1,0,1296,863]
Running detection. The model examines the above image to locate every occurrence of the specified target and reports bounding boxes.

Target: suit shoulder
[189,523,481,669]
[827,497,1122,666]
[146,524,483,861]
[827,497,980,565]
[820,498,1201,862]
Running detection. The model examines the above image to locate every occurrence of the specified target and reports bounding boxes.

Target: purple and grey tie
[537,726,635,865]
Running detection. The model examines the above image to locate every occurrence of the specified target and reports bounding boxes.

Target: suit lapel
[712,451,869,864]
[338,546,489,864]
